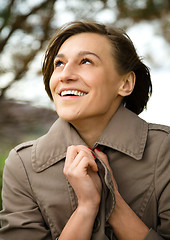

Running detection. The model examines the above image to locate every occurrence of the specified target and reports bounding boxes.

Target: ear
[118,71,136,97]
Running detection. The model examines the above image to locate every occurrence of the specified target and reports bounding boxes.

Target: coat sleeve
[0,148,52,240]
[144,132,170,240]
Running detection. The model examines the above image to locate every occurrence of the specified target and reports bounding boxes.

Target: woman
[0,21,169,240]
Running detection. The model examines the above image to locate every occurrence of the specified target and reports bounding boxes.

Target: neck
[72,120,103,148]
[70,104,120,148]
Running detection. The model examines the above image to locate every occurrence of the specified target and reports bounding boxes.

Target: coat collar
[32,105,148,172]
[96,105,148,160]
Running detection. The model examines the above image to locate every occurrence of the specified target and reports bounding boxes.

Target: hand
[94,148,149,240]
[94,148,118,192]
[64,145,102,213]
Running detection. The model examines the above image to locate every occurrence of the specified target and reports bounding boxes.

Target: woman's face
[50,32,125,124]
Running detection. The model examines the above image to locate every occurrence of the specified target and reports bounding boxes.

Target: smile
[60,90,87,97]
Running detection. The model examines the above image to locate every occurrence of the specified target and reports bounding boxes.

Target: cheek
[49,73,56,92]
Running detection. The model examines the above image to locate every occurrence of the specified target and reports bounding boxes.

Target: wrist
[109,192,149,240]
[77,203,99,219]
[109,190,124,223]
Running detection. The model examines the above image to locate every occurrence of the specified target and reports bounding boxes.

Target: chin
[57,111,81,123]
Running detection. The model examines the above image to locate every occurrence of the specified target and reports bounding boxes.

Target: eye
[54,60,64,68]
[81,58,92,65]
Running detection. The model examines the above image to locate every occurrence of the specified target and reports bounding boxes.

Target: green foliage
[0,155,6,210]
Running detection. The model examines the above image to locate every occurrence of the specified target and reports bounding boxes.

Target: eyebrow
[54,51,101,61]
[78,51,101,60]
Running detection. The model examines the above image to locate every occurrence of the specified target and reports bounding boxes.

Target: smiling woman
[49,32,131,133]
[0,21,169,240]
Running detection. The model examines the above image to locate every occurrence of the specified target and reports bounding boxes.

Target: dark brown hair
[42,21,152,115]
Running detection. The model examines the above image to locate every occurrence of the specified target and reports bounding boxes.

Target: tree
[116,0,170,20]
[0,0,169,101]
[0,0,56,99]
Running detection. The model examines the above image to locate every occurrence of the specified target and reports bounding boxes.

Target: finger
[65,145,91,163]
[67,146,95,168]
[64,146,96,176]
[77,156,98,173]
[94,148,110,166]
[64,145,79,173]
[80,146,96,160]
[71,150,91,168]
[66,145,78,162]
[94,148,113,174]
[69,145,96,167]
[94,148,118,190]
[72,145,95,158]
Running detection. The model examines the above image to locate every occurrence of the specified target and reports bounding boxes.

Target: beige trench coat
[0,105,170,240]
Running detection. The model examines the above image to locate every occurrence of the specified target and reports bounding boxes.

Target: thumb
[94,148,118,191]
[94,148,110,168]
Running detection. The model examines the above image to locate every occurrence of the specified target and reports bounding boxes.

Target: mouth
[60,90,87,97]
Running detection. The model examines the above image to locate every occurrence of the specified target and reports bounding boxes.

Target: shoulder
[5,141,35,172]
[149,125,170,198]
[147,123,170,148]
[14,140,35,152]
[6,118,66,172]
[7,140,35,164]
[147,123,170,176]
[148,123,170,134]
[147,123,170,152]
[12,117,62,155]
[13,118,63,153]
[3,141,36,190]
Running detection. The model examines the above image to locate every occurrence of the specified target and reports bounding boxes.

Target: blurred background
[0,0,170,208]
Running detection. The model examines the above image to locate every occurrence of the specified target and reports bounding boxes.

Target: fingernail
[87,147,96,159]
[95,147,101,152]
[87,147,92,150]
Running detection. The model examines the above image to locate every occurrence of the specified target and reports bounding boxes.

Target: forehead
[58,32,113,56]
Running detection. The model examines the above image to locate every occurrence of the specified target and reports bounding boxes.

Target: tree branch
[0,0,56,53]
[0,0,15,32]
[0,0,56,100]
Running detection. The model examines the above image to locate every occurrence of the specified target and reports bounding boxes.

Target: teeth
[60,90,87,96]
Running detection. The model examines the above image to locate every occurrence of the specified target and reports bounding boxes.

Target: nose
[59,62,79,83]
